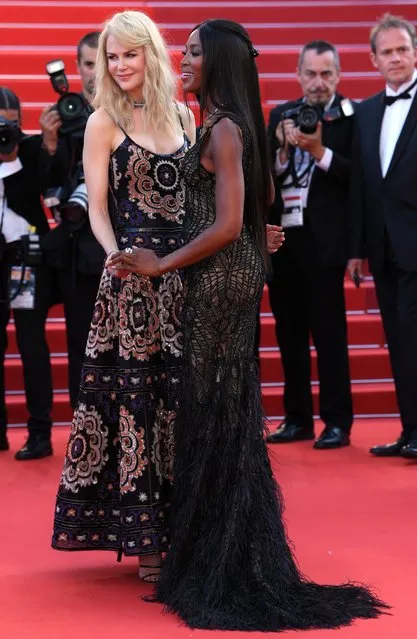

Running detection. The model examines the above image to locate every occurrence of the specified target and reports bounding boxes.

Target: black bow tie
[384,77,417,106]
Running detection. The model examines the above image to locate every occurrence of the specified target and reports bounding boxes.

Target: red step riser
[6,315,385,356]
[260,348,391,383]
[262,382,398,416]
[0,48,375,75]
[261,315,385,348]
[4,347,391,391]
[0,24,392,47]
[5,356,68,390]
[5,380,399,424]
[261,281,378,314]
[1,75,383,105]
[6,321,65,355]
[2,2,417,24]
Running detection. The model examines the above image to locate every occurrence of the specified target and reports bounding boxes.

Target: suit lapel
[370,93,385,182]
[385,91,417,178]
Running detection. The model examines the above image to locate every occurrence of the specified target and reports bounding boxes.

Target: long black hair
[0,87,21,117]
[192,19,270,267]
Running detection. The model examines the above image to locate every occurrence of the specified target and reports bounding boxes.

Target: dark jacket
[267,93,354,267]
[350,89,417,273]
[4,134,50,236]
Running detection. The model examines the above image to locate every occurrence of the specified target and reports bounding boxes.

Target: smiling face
[106,34,146,100]
[371,27,417,90]
[180,29,203,94]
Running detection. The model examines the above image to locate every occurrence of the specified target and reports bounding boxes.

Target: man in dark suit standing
[266,41,354,449]
[349,14,417,459]
[0,88,55,458]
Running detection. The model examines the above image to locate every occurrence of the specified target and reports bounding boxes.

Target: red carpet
[0,419,413,638]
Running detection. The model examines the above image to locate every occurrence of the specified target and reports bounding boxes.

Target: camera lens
[298,106,320,134]
[0,125,19,154]
[58,92,85,120]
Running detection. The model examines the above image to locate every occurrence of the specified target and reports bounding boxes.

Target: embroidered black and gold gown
[52,132,189,557]
[156,114,387,631]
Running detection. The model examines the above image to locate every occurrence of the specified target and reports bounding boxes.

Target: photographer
[266,40,354,450]
[0,87,55,459]
[39,32,104,410]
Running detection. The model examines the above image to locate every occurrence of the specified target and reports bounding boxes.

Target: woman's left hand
[266,224,285,254]
[107,247,161,277]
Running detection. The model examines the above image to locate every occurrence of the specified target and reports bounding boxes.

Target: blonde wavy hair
[94,11,180,135]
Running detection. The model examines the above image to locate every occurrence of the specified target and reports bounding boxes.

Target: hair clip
[250,46,259,58]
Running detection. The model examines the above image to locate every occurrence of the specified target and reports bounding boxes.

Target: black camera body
[282,104,321,134]
[46,59,91,136]
[0,116,23,154]
[282,98,355,135]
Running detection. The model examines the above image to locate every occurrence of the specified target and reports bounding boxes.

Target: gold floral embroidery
[119,406,148,493]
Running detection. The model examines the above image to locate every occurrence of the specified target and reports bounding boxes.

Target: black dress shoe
[15,434,52,461]
[0,430,9,451]
[313,426,350,449]
[370,433,409,457]
[400,438,417,459]
[266,421,314,444]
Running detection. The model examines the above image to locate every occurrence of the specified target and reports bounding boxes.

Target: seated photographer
[0,87,55,459]
[38,32,105,410]
[266,40,354,450]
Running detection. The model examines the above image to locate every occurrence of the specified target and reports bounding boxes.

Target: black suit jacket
[3,134,50,236]
[267,93,354,267]
[350,89,417,273]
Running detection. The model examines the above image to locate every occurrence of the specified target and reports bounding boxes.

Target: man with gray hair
[266,40,354,449]
[349,14,417,459]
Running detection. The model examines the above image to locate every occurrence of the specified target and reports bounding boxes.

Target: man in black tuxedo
[266,40,354,449]
[349,14,417,459]
[0,88,55,458]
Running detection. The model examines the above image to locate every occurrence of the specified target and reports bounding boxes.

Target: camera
[44,164,88,224]
[0,116,22,154]
[282,99,355,134]
[46,59,91,136]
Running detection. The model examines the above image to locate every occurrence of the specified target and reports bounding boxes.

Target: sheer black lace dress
[155,114,388,631]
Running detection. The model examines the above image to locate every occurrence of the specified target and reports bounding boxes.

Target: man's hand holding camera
[276,119,326,163]
[39,105,62,156]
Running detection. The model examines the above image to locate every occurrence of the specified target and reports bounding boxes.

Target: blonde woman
[51,11,195,583]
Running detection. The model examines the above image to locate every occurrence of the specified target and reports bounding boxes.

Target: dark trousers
[57,267,100,409]
[373,262,417,436]
[0,243,54,436]
[267,224,352,431]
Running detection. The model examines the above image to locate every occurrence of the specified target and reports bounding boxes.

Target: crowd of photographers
[1,12,417,462]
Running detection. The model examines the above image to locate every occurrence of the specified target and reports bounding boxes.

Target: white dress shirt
[0,158,30,243]
[380,69,417,178]
[275,97,335,208]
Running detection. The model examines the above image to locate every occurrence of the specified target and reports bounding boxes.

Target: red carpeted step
[261,314,385,348]
[5,379,398,424]
[262,380,398,416]
[4,346,392,391]
[261,280,379,314]
[0,23,394,47]
[0,45,375,75]
[260,347,391,383]
[2,1,417,25]
[0,73,383,103]
[7,320,66,355]
[5,355,68,391]
[5,391,73,424]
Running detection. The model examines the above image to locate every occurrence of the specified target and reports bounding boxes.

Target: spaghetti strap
[175,102,186,133]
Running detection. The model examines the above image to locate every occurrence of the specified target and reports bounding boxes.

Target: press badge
[281,188,303,228]
[9,266,35,310]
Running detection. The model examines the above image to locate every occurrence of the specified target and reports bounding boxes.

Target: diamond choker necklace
[133,101,145,108]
